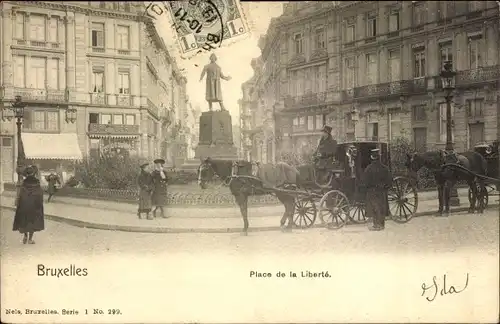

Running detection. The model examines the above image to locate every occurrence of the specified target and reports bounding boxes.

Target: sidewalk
[2,189,495,233]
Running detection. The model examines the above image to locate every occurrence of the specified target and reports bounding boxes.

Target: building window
[388,10,400,32]
[30,14,46,41]
[118,72,130,94]
[345,21,355,43]
[468,36,483,69]
[125,114,136,125]
[315,114,324,130]
[366,14,377,37]
[113,114,124,125]
[116,25,130,50]
[307,116,314,131]
[91,22,105,48]
[365,53,377,85]
[23,110,59,131]
[438,2,455,20]
[299,116,305,126]
[294,33,303,54]
[13,55,25,87]
[388,111,401,142]
[412,2,426,29]
[30,57,46,89]
[48,17,58,43]
[345,57,355,89]
[47,58,59,90]
[366,112,379,141]
[388,50,400,82]
[467,99,484,118]
[89,113,99,124]
[15,14,25,39]
[293,117,299,126]
[468,1,481,12]
[439,102,454,142]
[296,70,304,96]
[314,27,325,49]
[413,49,426,78]
[92,71,104,93]
[439,42,453,70]
[101,114,112,124]
[412,105,427,122]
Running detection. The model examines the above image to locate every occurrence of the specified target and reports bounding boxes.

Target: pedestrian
[137,162,153,220]
[13,165,45,244]
[45,170,61,203]
[151,158,169,218]
[361,149,393,231]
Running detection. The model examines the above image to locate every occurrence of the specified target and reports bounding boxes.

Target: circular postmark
[168,0,227,51]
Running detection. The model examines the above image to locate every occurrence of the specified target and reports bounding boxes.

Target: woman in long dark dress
[137,163,153,220]
[151,159,169,218]
[45,170,61,203]
[13,165,45,244]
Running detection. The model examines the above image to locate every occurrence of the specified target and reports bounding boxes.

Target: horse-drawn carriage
[468,141,500,208]
[291,141,418,229]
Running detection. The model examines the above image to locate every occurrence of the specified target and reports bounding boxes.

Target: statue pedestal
[195,110,238,160]
[180,110,238,172]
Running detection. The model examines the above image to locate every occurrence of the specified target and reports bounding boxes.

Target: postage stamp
[146,0,250,59]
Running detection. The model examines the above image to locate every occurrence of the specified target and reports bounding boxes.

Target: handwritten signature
[421,273,469,302]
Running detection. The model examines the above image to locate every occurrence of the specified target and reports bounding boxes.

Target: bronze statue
[199,53,231,111]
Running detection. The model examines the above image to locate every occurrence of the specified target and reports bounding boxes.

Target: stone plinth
[194,110,238,161]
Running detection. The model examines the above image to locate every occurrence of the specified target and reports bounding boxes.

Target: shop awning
[21,133,83,160]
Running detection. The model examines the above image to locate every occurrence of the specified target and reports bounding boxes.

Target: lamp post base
[449,187,460,206]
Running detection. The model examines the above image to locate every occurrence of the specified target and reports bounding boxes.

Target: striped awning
[21,133,83,160]
[88,134,138,139]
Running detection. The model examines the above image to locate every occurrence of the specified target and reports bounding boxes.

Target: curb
[2,204,498,234]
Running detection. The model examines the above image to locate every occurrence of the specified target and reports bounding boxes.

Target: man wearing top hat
[315,125,338,171]
[151,158,169,218]
[361,149,393,231]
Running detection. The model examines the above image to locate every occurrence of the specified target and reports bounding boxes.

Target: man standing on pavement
[137,162,153,220]
[361,149,393,231]
[151,159,169,218]
[45,170,61,203]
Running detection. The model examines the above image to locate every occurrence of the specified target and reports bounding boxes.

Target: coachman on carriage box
[315,125,338,168]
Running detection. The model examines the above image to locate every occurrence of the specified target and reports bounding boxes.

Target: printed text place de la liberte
[250,271,332,278]
[37,264,88,278]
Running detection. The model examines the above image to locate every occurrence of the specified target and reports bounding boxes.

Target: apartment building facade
[0,1,190,183]
[240,1,499,162]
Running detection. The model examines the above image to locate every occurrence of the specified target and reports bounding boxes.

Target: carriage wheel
[469,182,489,210]
[318,190,350,230]
[388,176,418,224]
[292,197,317,229]
[349,202,368,224]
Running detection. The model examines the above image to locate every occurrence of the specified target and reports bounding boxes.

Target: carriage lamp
[65,107,77,123]
[440,61,456,95]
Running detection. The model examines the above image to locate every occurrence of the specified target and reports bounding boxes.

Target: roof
[21,133,83,160]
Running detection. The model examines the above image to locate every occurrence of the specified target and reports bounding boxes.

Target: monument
[180,54,238,172]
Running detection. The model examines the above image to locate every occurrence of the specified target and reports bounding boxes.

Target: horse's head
[405,152,424,174]
[197,157,215,189]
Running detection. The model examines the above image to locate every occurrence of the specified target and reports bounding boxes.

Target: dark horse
[405,150,488,215]
[197,158,300,235]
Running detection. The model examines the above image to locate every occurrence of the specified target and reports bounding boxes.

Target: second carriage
[290,141,418,229]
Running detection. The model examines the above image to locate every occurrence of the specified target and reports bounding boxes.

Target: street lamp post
[439,61,460,206]
[351,106,359,141]
[3,96,28,206]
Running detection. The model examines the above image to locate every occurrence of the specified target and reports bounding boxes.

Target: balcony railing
[88,123,139,134]
[14,39,61,49]
[285,92,327,109]
[13,88,66,102]
[147,99,159,117]
[116,94,132,106]
[353,80,412,99]
[90,92,106,105]
[456,65,500,86]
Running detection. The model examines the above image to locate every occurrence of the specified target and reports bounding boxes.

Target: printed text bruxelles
[37,264,88,278]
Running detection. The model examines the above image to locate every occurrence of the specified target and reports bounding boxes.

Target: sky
[152,1,284,120]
